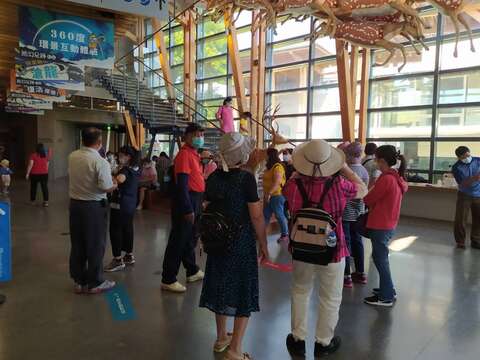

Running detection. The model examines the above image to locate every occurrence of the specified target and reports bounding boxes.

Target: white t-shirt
[362,155,381,181]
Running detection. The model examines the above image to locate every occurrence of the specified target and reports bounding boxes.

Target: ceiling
[0,0,142,93]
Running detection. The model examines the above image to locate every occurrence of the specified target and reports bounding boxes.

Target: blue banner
[19,6,115,69]
[0,202,12,282]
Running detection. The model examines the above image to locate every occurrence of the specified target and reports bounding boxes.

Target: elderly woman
[199,132,269,360]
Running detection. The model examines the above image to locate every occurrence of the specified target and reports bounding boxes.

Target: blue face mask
[192,136,204,149]
[461,156,473,164]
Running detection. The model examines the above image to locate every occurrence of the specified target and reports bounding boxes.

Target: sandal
[214,333,233,353]
[224,351,252,360]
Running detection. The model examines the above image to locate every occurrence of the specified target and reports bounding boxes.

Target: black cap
[184,122,204,135]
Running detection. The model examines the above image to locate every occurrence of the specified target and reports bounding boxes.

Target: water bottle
[326,231,337,247]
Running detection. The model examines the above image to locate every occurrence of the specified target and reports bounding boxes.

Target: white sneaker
[161,281,186,293]
[187,270,205,283]
[87,280,116,294]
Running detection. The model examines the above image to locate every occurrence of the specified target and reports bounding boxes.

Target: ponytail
[397,153,407,180]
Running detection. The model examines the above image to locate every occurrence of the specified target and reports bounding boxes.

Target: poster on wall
[10,69,68,102]
[64,0,167,20]
[4,105,45,115]
[15,47,85,91]
[19,6,115,69]
[7,91,53,110]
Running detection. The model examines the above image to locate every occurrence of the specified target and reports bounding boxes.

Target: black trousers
[69,199,107,288]
[162,192,202,284]
[30,174,49,202]
[110,208,134,258]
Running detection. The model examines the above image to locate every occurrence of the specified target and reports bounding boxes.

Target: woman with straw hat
[199,132,269,360]
[283,139,367,358]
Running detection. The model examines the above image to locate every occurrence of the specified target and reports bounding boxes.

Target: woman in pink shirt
[216,97,235,134]
[26,143,51,207]
[363,145,408,307]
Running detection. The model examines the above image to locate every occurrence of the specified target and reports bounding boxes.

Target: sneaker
[161,281,186,293]
[87,280,116,294]
[73,283,85,294]
[213,333,232,353]
[187,270,205,283]
[343,276,353,288]
[364,294,394,307]
[286,333,305,357]
[352,272,368,284]
[43,202,49,207]
[123,254,136,266]
[104,258,125,272]
[372,288,397,300]
[277,235,289,244]
[314,336,341,357]
[456,243,466,249]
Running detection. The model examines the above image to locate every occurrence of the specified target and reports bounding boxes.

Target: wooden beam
[183,10,196,120]
[249,11,260,139]
[122,30,138,43]
[349,46,359,139]
[358,48,371,144]
[256,19,267,147]
[336,40,355,142]
[224,7,246,114]
[123,111,139,150]
[152,18,175,100]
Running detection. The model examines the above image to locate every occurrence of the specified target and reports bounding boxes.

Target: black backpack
[290,176,338,266]
[200,171,246,256]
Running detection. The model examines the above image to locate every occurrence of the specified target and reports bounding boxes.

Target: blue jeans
[370,229,395,301]
[264,195,289,237]
[343,221,365,276]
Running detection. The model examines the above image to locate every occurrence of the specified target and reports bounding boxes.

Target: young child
[104,146,141,272]
[0,159,13,195]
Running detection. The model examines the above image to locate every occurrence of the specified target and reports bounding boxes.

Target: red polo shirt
[174,144,205,193]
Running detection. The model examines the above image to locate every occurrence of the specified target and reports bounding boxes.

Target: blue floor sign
[0,201,12,282]
[104,284,136,321]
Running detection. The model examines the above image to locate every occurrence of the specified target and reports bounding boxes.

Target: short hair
[82,127,102,147]
[455,146,470,158]
[184,122,204,136]
[223,97,233,105]
[365,142,378,156]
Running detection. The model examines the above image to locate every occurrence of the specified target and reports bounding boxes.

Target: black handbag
[355,212,370,238]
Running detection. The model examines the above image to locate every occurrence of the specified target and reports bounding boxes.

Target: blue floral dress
[199,169,260,317]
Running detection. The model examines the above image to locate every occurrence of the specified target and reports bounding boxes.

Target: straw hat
[292,139,345,177]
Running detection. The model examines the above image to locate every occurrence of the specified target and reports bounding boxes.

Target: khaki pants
[291,258,344,346]
[454,191,480,247]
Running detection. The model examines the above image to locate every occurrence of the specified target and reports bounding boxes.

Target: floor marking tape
[104,284,136,321]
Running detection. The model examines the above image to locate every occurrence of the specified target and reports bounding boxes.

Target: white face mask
[283,154,291,162]
[461,156,473,164]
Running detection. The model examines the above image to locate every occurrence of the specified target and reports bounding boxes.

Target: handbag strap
[295,178,309,208]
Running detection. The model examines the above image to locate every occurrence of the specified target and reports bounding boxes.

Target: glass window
[442,13,480,36]
[312,85,360,113]
[434,141,480,171]
[235,11,252,28]
[267,64,308,91]
[272,17,311,42]
[274,116,307,140]
[198,99,223,120]
[368,109,432,138]
[171,65,184,84]
[437,107,480,137]
[198,18,225,38]
[227,74,251,96]
[146,71,164,88]
[197,78,227,100]
[270,90,308,115]
[237,28,252,51]
[198,35,227,59]
[170,26,184,46]
[312,59,338,86]
[267,38,310,67]
[375,141,431,171]
[198,56,227,78]
[440,37,480,70]
[438,70,480,104]
[372,43,436,77]
[370,76,434,108]
[170,46,184,66]
[228,50,251,73]
[311,115,342,139]
[314,37,336,58]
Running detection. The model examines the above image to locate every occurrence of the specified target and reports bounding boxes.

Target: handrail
[115,0,203,67]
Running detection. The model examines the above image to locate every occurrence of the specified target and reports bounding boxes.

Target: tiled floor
[0,180,479,360]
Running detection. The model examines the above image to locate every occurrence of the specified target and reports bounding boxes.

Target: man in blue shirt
[452,146,480,249]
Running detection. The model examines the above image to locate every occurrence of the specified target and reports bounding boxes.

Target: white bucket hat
[292,139,345,177]
[218,132,255,171]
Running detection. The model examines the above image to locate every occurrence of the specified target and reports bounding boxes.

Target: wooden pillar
[225,7,247,114]
[123,111,139,150]
[182,10,196,120]
[255,19,267,147]
[358,49,371,144]
[336,40,355,142]
[249,11,260,136]
[152,18,175,100]
[349,46,358,131]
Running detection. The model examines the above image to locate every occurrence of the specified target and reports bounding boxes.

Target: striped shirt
[283,174,357,262]
[343,164,369,222]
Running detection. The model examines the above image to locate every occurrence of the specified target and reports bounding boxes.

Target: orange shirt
[174,145,205,193]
